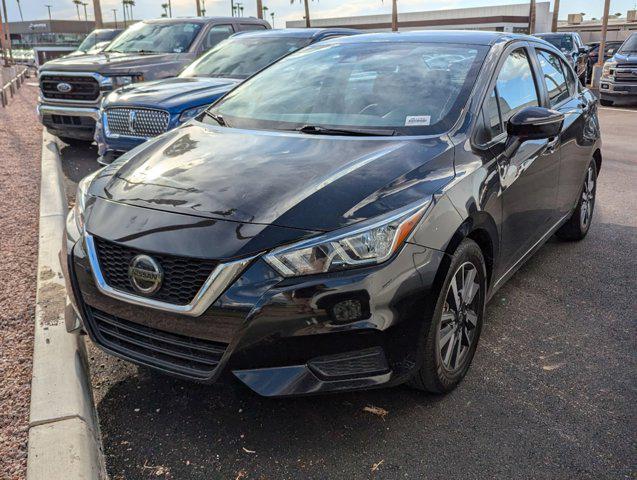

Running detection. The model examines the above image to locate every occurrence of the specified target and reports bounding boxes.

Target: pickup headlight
[264,200,431,277]
[74,170,100,232]
[179,105,208,123]
[602,61,616,79]
[105,74,143,89]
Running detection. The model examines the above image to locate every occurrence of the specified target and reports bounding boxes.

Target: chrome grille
[105,108,169,137]
[615,65,637,83]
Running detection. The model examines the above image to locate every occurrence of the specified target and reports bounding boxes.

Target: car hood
[90,122,455,232]
[612,52,637,64]
[40,52,185,75]
[104,77,241,111]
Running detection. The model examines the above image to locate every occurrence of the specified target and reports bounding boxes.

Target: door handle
[546,136,559,153]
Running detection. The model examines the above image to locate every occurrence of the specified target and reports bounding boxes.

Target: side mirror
[507,106,564,141]
[579,46,590,54]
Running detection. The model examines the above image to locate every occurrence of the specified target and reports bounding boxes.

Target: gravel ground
[0,84,41,480]
[60,107,637,479]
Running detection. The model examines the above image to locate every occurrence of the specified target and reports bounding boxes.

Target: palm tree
[161,2,169,17]
[15,0,23,21]
[73,0,82,20]
[290,0,311,28]
[381,0,398,31]
[270,11,275,28]
[127,0,135,22]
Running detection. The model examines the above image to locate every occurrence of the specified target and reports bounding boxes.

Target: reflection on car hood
[91,122,456,232]
[104,77,241,111]
[40,52,184,74]
[613,52,637,64]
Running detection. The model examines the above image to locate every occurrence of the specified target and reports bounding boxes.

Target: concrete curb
[26,131,107,480]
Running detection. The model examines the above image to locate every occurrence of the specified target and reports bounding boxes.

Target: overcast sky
[4,0,635,26]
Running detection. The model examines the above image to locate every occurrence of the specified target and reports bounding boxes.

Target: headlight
[602,61,616,78]
[105,74,143,89]
[74,170,100,232]
[264,200,431,277]
[179,105,208,123]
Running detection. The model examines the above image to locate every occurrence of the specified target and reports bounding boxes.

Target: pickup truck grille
[40,74,100,101]
[614,65,637,83]
[105,107,170,137]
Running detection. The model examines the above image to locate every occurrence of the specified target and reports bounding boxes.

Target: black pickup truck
[600,33,637,106]
[37,17,269,143]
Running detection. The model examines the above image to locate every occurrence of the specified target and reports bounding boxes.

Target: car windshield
[619,35,637,53]
[181,36,311,79]
[105,22,202,54]
[205,42,487,135]
[77,30,118,52]
[538,35,574,52]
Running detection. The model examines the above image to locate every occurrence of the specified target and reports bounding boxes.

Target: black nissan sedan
[63,31,601,397]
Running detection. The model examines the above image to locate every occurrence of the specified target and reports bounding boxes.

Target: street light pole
[168,0,172,17]
[112,8,117,28]
[196,0,202,17]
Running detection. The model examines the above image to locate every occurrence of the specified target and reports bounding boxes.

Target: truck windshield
[105,22,202,54]
[77,30,119,52]
[180,36,311,79]
[206,42,486,135]
[538,35,574,52]
[619,35,637,53]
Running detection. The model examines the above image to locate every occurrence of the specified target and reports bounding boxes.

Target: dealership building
[286,2,552,33]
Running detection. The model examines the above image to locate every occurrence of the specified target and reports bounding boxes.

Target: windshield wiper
[204,111,227,126]
[295,125,395,136]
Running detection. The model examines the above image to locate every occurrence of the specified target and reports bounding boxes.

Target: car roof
[143,16,268,25]
[232,27,359,40]
[320,30,538,46]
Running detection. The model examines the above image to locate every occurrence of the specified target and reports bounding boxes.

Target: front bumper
[599,80,637,98]
[63,208,446,397]
[38,103,99,140]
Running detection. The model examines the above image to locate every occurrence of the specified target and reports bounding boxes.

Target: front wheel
[556,160,597,241]
[409,239,486,394]
[600,98,613,107]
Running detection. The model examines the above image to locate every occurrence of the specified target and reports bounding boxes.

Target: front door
[489,47,561,274]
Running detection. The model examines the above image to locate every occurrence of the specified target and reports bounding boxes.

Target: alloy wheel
[437,261,481,372]
[580,165,595,230]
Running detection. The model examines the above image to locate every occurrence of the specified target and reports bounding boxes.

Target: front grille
[615,65,637,83]
[88,307,227,378]
[40,74,100,101]
[93,237,218,306]
[105,107,169,137]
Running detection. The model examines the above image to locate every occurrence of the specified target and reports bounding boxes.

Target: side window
[537,50,570,106]
[560,57,578,96]
[495,48,539,125]
[239,24,267,31]
[477,87,503,144]
[202,24,234,51]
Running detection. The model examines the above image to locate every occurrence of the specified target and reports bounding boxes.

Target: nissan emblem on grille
[56,82,72,93]
[128,255,163,295]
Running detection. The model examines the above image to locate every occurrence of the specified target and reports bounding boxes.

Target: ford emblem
[56,82,72,93]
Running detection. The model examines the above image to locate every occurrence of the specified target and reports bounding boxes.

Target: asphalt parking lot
[58,106,636,480]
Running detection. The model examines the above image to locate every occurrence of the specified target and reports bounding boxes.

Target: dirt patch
[0,84,42,480]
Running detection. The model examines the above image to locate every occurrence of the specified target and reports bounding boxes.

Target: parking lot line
[599,106,637,113]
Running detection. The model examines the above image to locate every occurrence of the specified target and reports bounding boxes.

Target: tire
[600,99,613,107]
[409,239,486,394]
[556,159,597,241]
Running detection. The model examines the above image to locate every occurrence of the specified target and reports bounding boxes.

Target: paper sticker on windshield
[405,116,431,126]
